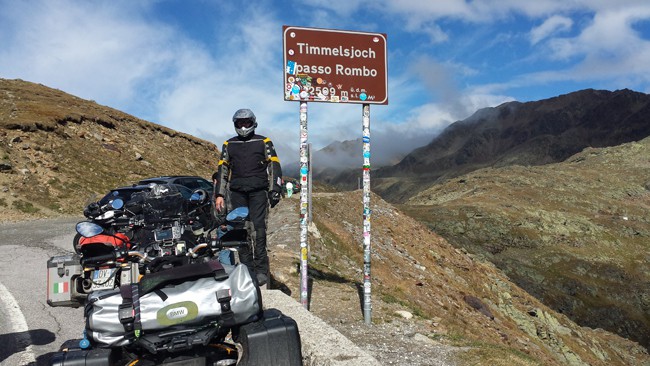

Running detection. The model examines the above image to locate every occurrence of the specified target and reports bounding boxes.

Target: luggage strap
[216,288,235,326]
[118,283,141,336]
[139,260,228,296]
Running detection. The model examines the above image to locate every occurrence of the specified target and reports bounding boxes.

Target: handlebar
[81,250,148,266]
[81,252,117,265]
[213,240,250,248]
[187,243,208,257]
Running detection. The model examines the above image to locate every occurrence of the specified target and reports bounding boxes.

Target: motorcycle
[48,206,302,366]
[56,184,216,304]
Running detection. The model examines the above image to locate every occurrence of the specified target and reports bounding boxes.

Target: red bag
[79,233,131,260]
[79,233,130,249]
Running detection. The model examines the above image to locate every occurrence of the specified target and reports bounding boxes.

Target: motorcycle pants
[229,189,270,276]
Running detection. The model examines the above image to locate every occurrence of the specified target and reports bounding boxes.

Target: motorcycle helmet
[233,108,257,138]
[190,189,208,203]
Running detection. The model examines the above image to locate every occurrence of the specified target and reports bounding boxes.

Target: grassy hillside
[401,137,650,349]
[296,191,649,365]
[0,78,220,220]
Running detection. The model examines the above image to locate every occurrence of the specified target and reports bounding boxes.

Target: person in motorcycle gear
[214,108,283,286]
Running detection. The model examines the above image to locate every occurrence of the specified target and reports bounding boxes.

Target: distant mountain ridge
[284,137,406,181]
[366,88,650,202]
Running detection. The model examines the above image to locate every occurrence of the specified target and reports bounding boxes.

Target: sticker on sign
[283,26,388,105]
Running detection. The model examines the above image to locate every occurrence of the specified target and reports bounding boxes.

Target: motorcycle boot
[253,228,270,286]
[237,229,269,286]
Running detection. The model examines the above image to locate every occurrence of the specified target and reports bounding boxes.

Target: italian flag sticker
[53,282,69,294]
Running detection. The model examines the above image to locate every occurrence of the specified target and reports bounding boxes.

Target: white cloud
[567,6,650,57]
[300,0,369,17]
[384,0,473,21]
[537,6,650,88]
[408,22,450,44]
[0,1,176,110]
[530,15,573,44]
[151,5,300,162]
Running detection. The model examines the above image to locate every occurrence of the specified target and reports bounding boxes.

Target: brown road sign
[283,26,388,105]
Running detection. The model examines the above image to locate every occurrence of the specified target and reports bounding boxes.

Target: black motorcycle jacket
[215,134,283,196]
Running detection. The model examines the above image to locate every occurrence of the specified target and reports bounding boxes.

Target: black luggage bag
[49,339,120,366]
[237,308,303,366]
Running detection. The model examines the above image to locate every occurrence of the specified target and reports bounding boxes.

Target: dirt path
[266,195,459,366]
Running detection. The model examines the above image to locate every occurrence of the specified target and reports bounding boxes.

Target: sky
[2,0,650,171]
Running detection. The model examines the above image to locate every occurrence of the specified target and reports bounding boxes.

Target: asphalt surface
[0,217,84,366]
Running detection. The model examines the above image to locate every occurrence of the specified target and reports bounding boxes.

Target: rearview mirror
[76,222,104,238]
[226,206,249,222]
[110,198,124,210]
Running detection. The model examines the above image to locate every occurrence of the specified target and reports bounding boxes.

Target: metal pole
[307,143,313,260]
[299,101,310,309]
[362,104,372,324]
[308,143,313,225]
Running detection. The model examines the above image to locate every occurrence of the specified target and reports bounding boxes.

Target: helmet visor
[235,118,255,128]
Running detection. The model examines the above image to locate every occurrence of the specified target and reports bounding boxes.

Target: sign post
[299,101,309,309]
[361,104,372,324]
[283,26,387,320]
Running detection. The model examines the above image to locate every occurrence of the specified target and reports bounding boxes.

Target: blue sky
[2,0,650,169]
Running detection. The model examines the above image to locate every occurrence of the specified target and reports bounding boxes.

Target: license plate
[91,268,117,291]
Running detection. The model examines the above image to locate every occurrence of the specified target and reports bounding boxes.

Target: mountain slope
[372,88,650,202]
[287,191,649,365]
[0,78,220,220]
[401,136,650,349]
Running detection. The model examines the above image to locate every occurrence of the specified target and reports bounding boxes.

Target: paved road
[0,217,85,366]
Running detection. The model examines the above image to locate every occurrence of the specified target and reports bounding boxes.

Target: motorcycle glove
[269,190,281,208]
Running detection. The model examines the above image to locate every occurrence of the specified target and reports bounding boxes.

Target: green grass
[311,216,360,263]
[12,200,40,214]
[381,293,401,304]
[441,331,543,366]
[380,289,429,319]
[456,342,542,366]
